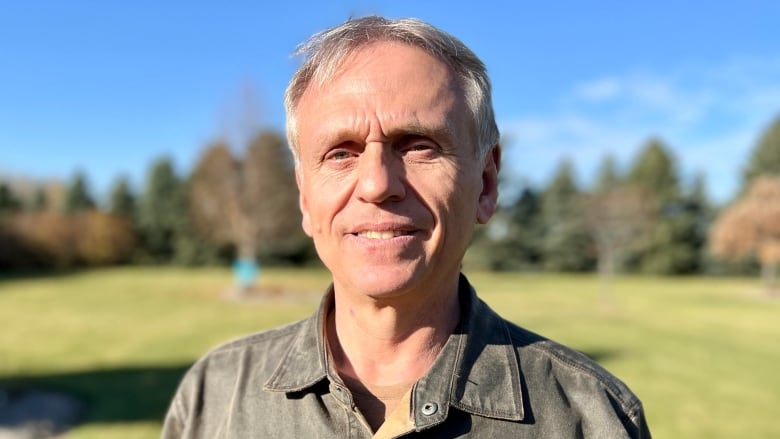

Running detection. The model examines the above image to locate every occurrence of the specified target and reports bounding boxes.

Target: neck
[327,276,461,387]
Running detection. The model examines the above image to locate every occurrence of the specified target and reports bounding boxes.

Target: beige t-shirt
[341,374,414,433]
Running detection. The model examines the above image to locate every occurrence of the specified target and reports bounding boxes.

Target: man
[163,16,651,438]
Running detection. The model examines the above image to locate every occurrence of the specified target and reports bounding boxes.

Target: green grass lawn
[1,267,778,438]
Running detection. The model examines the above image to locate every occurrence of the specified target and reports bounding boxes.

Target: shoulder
[504,320,648,435]
[162,319,310,437]
[167,320,307,403]
[186,318,306,380]
[204,319,304,359]
[162,318,312,436]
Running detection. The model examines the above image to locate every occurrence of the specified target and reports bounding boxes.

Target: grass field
[1,266,778,438]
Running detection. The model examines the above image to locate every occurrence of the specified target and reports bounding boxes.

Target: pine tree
[625,138,700,274]
[594,153,621,191]
[32,186,48,211]
[108,176,136,219]
[627,138,678,200]
[505,186,544,269]
[468,185,545,271]
[540,159,594,272]
[137,158,183,262]
[0,182,22,219]
[62,171,95,213]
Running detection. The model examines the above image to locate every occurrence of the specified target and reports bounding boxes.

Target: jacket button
[421,402,438,416]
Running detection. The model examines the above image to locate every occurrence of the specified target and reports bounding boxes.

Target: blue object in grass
[233,258,259,289]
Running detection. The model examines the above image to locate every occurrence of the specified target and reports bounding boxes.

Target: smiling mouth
[354,230,415,240]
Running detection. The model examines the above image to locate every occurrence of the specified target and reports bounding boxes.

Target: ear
[295,167,313,237]
[476,144,501,224]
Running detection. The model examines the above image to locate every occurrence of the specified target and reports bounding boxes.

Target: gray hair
[284,16,499,162]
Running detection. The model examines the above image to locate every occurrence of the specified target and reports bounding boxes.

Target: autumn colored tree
[710,176,780,296]
[75,211,136,265]
[4,210,135,268]
[188,130,302,266]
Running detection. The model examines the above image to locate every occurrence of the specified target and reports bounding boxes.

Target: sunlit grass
[1,267,778,438]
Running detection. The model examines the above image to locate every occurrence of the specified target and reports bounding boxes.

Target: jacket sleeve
[160,390,186,439]
[627,399,652,439]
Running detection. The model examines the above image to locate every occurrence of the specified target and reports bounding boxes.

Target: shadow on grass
[0,363,191,425]
[0,268,93,284]
[579,348,620,364]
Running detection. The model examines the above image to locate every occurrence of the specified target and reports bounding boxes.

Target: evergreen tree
[594,154,621,191]
[62,171,95,213]
[625,138,700,274]
[108,176,136,219]
[32,186,48,211]
[681,172,712,273]
[505,186,545,269]
[743,115,780,186]
[627,138,678,200]
[0,182,22,221]
[540,159,594,272]
[467,185,545,271]
[137,158,184,262]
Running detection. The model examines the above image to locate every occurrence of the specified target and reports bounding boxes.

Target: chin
[338,265,427,300]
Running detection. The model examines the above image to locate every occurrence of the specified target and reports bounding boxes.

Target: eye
[328,150,353,161]
[400,136,438,157]
[408,143,432,152]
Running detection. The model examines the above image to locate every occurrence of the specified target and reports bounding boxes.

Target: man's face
[294,41,499,300]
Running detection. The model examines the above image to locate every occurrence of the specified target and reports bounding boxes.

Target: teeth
[358,230,406,239]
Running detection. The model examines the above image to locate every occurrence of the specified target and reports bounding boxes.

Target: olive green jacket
[162,275,650,438]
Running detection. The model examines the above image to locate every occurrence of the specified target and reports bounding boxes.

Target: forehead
[295,42,469,145]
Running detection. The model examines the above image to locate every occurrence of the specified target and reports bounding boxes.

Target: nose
[355,143,406,203]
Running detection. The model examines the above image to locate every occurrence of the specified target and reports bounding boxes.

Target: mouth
[354,230,416,240]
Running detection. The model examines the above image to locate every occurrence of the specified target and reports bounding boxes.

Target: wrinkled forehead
[312,41,461,95]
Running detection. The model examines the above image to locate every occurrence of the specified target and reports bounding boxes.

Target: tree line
[1,116,779,285]
[0,130,309,271]
[468,115,780,289]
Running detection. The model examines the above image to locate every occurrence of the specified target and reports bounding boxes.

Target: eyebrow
[386,122,455,142]
[314,121,456,148]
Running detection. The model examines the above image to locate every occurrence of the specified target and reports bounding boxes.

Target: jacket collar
[262,287,332,392]
[263,276,526,424]
[411,275,525,429]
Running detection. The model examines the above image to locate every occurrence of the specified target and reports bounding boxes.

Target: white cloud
[575,77,621,101]
[500,55,780,203]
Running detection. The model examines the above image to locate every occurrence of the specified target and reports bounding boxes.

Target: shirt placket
[328,379,375,439]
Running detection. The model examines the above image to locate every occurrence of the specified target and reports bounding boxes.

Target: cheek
[449,167,481,212]
[414,166,479,223]
[303,178,353,235]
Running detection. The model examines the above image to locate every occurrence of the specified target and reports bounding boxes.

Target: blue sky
[1,1,779,204]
